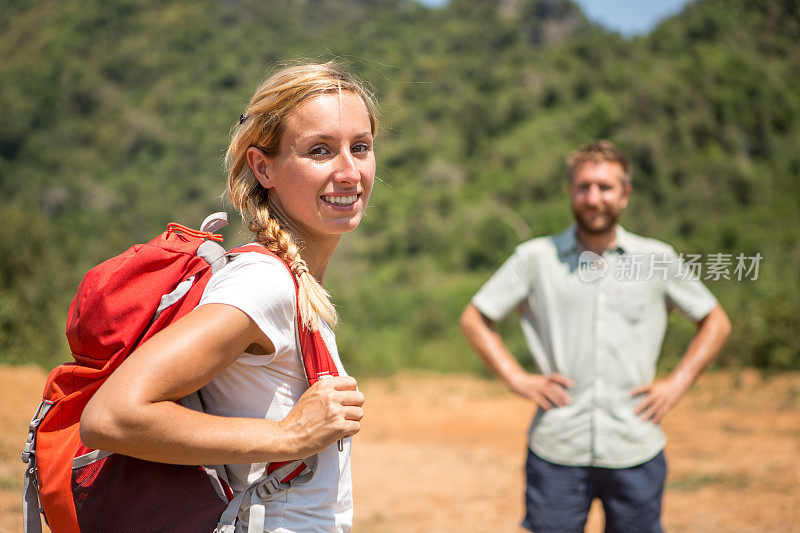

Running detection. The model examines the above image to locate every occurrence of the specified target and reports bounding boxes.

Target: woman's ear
[245,147,274,189]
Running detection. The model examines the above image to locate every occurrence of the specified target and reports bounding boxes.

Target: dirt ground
[1,366,798,532]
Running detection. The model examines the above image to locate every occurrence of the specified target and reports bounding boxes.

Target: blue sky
[418,0,693,36]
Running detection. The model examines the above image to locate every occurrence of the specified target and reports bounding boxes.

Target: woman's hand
[279,376,364,457]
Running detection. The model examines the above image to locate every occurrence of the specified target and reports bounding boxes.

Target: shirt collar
[613,225,633,254]
[555,224,631,256]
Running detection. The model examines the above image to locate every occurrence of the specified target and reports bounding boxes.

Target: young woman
[80,62,377,532]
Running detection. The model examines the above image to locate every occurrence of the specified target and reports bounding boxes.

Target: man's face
[568,160,631,235]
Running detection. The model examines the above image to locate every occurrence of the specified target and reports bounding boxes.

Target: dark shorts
[522,450,666,533]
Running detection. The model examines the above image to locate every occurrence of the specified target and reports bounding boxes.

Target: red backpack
[22,213,339,533]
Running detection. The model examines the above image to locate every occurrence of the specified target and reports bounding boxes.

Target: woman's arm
[81,303,363,464]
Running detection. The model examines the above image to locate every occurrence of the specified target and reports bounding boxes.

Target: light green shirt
[472,225,717,468]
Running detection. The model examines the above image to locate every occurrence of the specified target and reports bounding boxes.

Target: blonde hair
[226,61,378,330]
[567,140,631,184]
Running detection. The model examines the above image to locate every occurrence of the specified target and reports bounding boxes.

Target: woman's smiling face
[259,91,375,245]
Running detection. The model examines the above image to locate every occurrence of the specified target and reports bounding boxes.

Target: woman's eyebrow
[297,131,372,143]
[297,133,335,143]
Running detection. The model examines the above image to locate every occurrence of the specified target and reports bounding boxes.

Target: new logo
[578,251,607,283]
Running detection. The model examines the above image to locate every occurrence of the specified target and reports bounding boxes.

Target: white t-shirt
[197,251,352,533]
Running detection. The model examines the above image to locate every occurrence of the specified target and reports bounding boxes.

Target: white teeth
[324,194,358,205]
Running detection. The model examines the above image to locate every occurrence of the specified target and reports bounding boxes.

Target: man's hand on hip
[632,305,731,424]
[509,372,574,410]
[631,373,690,424]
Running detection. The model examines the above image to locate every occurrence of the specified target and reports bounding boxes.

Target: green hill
[1,0,798,373]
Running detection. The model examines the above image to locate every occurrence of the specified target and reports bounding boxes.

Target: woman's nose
[334,151,360,184]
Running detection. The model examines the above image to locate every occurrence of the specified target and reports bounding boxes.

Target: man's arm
[631,304,732,423]
[460,303,573,410]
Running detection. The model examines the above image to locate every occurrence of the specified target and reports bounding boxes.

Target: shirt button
[596,379,604,387]
[598,293,606,303]
[598,320,605,330]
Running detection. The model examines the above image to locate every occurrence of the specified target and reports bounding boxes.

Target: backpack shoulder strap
[22,400,52,533]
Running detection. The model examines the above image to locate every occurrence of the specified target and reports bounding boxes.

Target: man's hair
[566,140,631,184]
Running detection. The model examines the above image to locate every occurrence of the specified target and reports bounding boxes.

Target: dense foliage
[1,0,798,374]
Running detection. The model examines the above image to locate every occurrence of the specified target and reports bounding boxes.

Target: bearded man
[460,140,731,533]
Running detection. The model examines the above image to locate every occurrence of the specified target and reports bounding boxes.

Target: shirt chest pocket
[606,284,649,324]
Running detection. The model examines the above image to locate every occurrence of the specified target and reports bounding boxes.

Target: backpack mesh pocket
[72,452,228,532]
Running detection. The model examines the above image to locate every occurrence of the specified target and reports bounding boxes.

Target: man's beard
[572,207,619,235]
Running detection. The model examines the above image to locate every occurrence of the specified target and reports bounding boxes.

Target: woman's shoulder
[202,247,296,310]
[225,248,293,276]
[198,248,300,366]
[220,248,294,288]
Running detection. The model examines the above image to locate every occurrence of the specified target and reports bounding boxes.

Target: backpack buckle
[21,401,52,464]
[255,476,282,499]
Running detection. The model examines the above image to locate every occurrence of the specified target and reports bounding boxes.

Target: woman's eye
[309,145,330,156]
[352,142,371,154]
